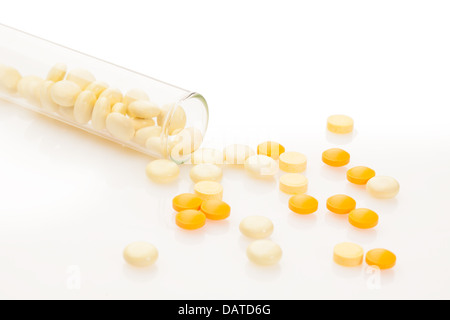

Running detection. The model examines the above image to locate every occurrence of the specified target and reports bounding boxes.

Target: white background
[1,0,450,300]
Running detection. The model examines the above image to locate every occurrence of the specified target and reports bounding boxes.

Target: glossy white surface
[0,0,450,300]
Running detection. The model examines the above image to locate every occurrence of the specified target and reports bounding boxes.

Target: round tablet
[327,115,354,134]
[175,210,206,230]
[190,164,223,183]
[366,249,396,270]
[247,240,282,266]
[223,144,255,165]
[366,176,400,199]
[289,194,319,215]
[200,199,231,220]
[123,242,158,267]
[145,159,180,183]
[333,242,364,267]
[239,216,274,239]
[327,194,356,214]
[245,155,278,178]
[194,181,223,201]
[279,151,307,173]
[279,173,308,194]
[347,166,376,185]
[322,148,351,167]
[348,208,379,229]
[172,193,203,212]
[257,141,285,160]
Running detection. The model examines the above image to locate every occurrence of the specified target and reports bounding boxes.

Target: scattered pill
[366,249,396,270]
[91,97,111,130]
[132,118,155,130]
[333,242,364,267]
[194,181,223,201]
[176,210,206,230]
[66,68,95,90]
[134,126,162,146]
[18,76,43,103]
[247,240,282,266]
[347,166,376,185]
[327,115,354,134]
[172,193,203,212]
[99,88,123,106]
[245,155,278,178]
[106,113,135,141]
[46,63,67,82]
[239,216,274,239]
[112,102,127,115]
[279,173,308,194]
[39,80,59,112]
[170,127,203,160]
[190,164,223,183]
[146,159,180,183]
[223,144,255,165]
[123,241,158,267]
[157,104,187,135]
[0,64,22,93]
[279,151,307,173]
[123,88,150,107]
[50,80,81,107]
[128,100,160,119]
[257,141,285,160]
[288,194,319,215]
[191,148,224,165]
[367,176,400,199]
[322,148,351,167]
[74,90,97,124]
[85,81,109,98]
[348,208,379,229]
[327,194,356,214]
[200,199,231,220]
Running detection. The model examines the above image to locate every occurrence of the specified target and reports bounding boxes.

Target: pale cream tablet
[46,63,67,82]
[50,80,81,107]
[247,240,282,266]
[91,97,111,130]
[190,164,223,183]
[134,126,162,146]
[132,118,155,130]
[327,115,354,134]
[0,65,22,93]
[146,159,180,183]
[106,113,135,141]
[194,181,223,201]
[128,100,160,119]
[18,76,43,103]
[367,176,400,199]
[99,88,123,106]
[191,148,224,165]
[85,81,109,98]
[245,155,278,178]
[279,173,308,195]
[223,144,255,165]
[123,88,150,107]
[112,102,127,115]
[74,90,97,124]
[239,216,274,239]
[279,151,307,173]
[66,68,95,90]
[123,242,158,268]
[39,81,59,112]
[157,104,187,135]
[333,242,364,267]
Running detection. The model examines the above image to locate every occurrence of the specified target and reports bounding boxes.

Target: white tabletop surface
[1,0,449,300]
